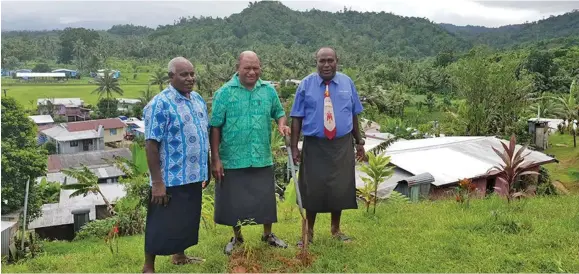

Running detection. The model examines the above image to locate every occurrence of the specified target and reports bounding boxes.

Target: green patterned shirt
[210,74,285,169]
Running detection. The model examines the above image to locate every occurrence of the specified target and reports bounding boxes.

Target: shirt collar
[316,72,338,86]
[168,84,192,102]
[230,72,265,89]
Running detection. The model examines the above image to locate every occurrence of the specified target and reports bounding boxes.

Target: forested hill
[142,1,471,59]
[440,10,579,48]
[2,1,579,65]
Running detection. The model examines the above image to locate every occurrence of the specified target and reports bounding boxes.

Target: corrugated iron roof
[66,118,126,132]
[400,172,435,186]
[37,98,83,107]
[47,148,132,172]
[382,136,556,186]
[28,115,54,124]
[41,125,100,142]
[28,183,126,229]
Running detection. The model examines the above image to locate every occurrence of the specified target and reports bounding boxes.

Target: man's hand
[291,146,301,165]
[278,125,291,136]
[355,144,366,162]
[212,158,225,183]
[151,181,169,206]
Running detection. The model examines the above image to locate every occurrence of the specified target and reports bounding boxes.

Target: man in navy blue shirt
[290,47,365,247]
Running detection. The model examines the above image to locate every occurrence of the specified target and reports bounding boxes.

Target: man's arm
[291,117,302,149]
[143,99,169,205]
[352,115,363,145]
[350,79,364,145]
[210,127,224,182]
[289,82,306,164]
[208,88,227,181]
[146,140,163,183]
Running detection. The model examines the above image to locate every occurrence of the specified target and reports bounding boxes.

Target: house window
[110,128,117,135]
[70,141,78,147]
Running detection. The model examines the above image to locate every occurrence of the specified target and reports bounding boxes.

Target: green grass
[0,83,156,109]
[545,133,579,192]
[4,195,579,273]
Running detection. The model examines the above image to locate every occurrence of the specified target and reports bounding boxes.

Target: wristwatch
[356,139,365,146]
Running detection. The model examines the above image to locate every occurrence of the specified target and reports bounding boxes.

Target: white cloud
[1,0,576,31]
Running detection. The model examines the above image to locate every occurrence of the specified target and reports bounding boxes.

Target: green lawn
[0,83,154,109]
[4,195,579,273]
[545,134,579,193]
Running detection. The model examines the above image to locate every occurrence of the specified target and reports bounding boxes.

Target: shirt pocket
[251,99,270,116]
[338,90,352,112]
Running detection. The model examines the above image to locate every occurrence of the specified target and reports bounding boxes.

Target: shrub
[75,218,117,240]
[114,196,146,236]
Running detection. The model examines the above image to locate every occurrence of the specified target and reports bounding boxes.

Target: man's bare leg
[142,253,155,273]
[331,211,351,242]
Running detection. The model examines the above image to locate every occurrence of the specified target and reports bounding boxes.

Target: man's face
[169,61,196,93]
[237,56,261,88]
[316,49,337,81]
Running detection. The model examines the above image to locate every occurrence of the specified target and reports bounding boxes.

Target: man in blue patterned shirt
[142,57,210,273]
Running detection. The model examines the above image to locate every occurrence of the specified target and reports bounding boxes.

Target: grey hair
[167,57,192,74]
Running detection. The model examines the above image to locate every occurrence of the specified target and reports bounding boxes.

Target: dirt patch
[553,180,570,194]
[228,248,316,273]
[228,249,263,273]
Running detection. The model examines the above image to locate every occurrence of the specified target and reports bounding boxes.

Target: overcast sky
[2,0,578,31]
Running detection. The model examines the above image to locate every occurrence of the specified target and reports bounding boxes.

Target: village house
[30,148,132,240]
[37,98,90,122]
[116,98,141,113]
[41,124,105,154]
[65,118,127,144]
[124,117,145,139]
[39,118,127,154]
[29,184,126,241]
[355,136,558,201]
[28,115,54,127]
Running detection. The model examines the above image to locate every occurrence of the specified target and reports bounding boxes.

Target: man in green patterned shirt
[210,51,291,255]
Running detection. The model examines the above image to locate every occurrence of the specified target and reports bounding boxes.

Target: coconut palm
[150,69,169,92]
[92,69,124,99]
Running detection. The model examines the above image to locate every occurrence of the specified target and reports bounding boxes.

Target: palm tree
[548,80,578,134]
[92,69,124,99]
[61,166,116,215]
[139,84,156,105]
[72,40,87,71]
[92,69,124,112]
[149,69,169,92]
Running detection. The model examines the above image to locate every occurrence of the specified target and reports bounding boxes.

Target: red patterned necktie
[323,81,336,140]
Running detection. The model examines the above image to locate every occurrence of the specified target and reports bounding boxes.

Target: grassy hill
[3,194,579,273]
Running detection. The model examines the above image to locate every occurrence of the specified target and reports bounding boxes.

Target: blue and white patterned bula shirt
[143,85,209,187]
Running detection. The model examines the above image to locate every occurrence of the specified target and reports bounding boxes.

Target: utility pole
[21,178,30,251]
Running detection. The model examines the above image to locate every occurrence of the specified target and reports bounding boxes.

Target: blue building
[96,69,120,79]
[52,69,79,78]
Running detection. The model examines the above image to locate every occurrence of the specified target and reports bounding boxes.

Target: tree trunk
[97,189,116,215]
[373,181,378,214]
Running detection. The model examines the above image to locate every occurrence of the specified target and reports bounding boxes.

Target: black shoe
[224,237,244,255]
[262,233,288,248]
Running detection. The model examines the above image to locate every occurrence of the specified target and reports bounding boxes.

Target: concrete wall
[56,138,105,154]
[104,127,126,143]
